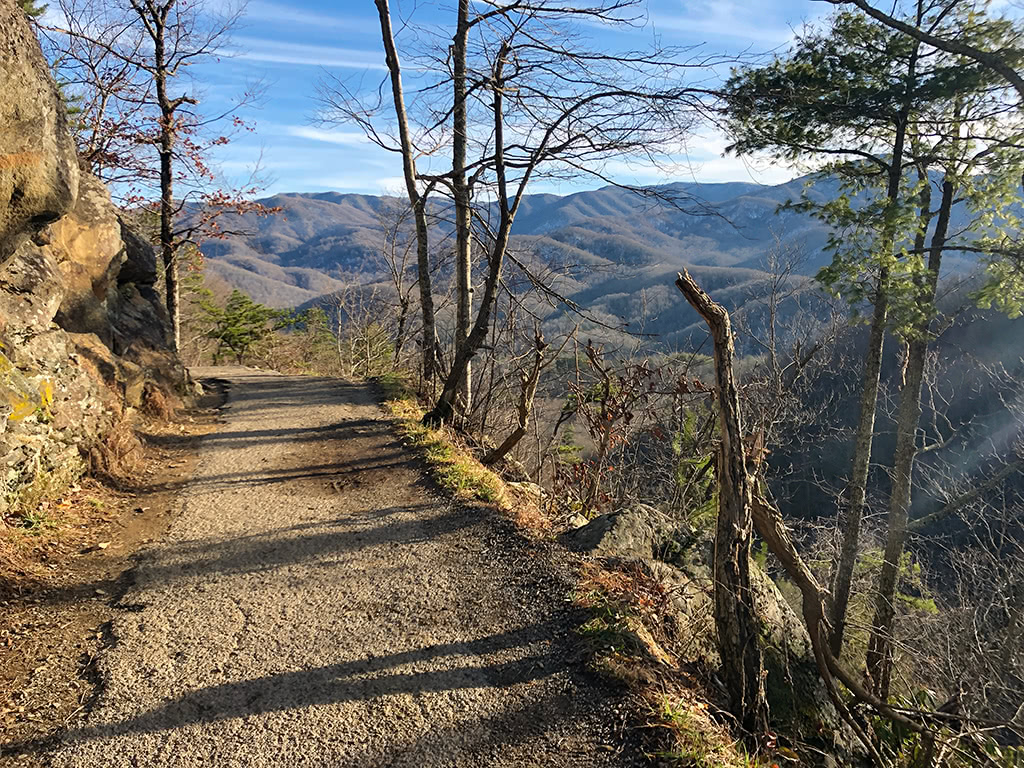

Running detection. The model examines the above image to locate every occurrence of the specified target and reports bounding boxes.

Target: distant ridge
[198,175,981,350]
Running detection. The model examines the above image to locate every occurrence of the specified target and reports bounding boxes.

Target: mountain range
[197,174,983,351]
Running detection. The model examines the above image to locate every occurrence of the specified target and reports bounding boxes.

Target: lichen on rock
[0,0,184,523]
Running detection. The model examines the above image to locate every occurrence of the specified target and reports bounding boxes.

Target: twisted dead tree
[674,269,769,736]
[675,267,1024,763]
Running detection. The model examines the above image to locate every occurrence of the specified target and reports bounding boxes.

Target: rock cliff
[0,0,184,521]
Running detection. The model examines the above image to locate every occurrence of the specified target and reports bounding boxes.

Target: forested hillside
[199,175,995,352]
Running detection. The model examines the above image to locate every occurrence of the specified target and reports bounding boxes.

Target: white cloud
[677,132,801,185]
[230,36,386,70]
[374,176,407,193]
[553,132,799,188]
[284,126,372,146]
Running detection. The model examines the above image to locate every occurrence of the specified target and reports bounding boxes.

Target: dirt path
[31,370,640,767]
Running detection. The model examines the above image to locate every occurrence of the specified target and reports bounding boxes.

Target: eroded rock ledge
[1,0,184,520]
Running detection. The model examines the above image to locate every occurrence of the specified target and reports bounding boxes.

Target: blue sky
[194,0,829,197]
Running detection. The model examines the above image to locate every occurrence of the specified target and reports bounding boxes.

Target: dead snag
[483,331,548,465]
[675,269,769,737]
[674,274,943,762]
[750,495,886,762]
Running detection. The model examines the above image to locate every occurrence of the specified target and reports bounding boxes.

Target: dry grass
[0,477,116,591]
[141,382,175,421]
[88,417,144,483]
[506,487,556,537]
[378,374,558,539]
[383,395,510,508]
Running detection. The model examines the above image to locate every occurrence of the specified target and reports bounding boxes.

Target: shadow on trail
[143,418,395,451]
[137,417,406,498]
[22,500,485,608]
[6,620,579,753]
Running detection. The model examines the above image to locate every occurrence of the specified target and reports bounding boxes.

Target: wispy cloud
[586,132,799,187]
[303,174,406,194]
[231,36,386,69]
[284,126,372,146]
[651,0,798,46]
[677,132,801,184]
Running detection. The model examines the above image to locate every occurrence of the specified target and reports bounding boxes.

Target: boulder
[561,504,678,560]
[51,174,125,342]
[0,0,79,264]
[69,332,145,409]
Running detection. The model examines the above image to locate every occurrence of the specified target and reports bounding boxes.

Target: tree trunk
[374,0,438,382]
[675,269,769,737]
[425,44,514,427]
[866,177,953,699]
[393,297,409,368]
[425,227,509,425]
[451,0,472,412]
[829,30,921,656]
[153,16,179,352]
[828,284,887,656]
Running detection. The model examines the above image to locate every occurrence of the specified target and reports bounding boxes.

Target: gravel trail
[46,370,640,768]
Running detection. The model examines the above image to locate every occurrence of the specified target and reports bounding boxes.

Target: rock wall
[0,0,184,520]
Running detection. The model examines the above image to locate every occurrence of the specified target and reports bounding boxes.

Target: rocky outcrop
[562,503,678,560]
[1,0,183,522]
[570,506,864,763]
[0,0,79,265]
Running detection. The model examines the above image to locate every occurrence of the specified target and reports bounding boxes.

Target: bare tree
[323,0,716,426]
[44,0,269,351]
[37,0,154,190]
[318,0,442,383]
[482,329,551,465]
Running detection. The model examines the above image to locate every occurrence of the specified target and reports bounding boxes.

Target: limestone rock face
[0,240,65,344]
[0,0,80,264]
[51,174,125,341]
[0,1,183,522]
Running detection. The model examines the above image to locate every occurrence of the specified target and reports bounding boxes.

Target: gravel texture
[46,370,642,767]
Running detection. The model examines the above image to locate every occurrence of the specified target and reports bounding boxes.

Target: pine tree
[19,0,47,18]
[203,291,281,365]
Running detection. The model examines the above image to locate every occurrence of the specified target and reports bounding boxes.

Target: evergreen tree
[726,7,1024,708]
[725,8,935,659]
[19,0,47,18]
[202,290,281,365]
